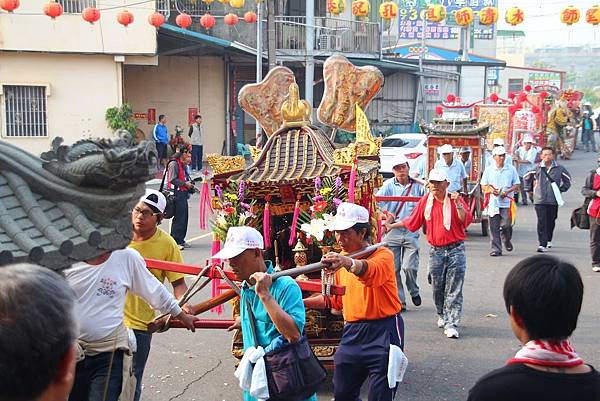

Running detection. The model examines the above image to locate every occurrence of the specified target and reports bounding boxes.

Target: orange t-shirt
[330,247,402,322]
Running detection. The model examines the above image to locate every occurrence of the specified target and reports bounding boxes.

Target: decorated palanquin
[207,55,385,368]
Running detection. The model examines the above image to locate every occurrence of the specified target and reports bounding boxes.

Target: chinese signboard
[424,83,440,96]
[528,72,562,89]
[398,0,498,41]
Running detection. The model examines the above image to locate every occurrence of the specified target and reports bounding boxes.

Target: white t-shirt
[64,248,182,342]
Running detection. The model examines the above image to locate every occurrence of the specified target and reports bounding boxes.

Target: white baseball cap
[392,154,409,168]
[140,189,167,213]
[211,226,264,260]
[437,144,454,154]
[523,135,534,143]
[459,147,471,153]
[493,138,505,146]
[328,202,370,231]
[428,168,448,182]
[492,146,507,156]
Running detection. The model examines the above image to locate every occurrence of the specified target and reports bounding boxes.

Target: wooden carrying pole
[270,242,387,280]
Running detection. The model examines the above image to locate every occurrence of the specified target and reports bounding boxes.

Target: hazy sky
[497,1,599,48]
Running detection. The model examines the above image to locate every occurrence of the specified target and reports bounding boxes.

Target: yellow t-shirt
[124,228,186,331]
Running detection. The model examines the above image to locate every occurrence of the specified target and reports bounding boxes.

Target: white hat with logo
[523,135,534,143]
[428,168,448,182]
[437,144,454,154]
[328,202,370,231]
[140,189,167,213]
[493,138,505,146]
[392,154,409,168]
[211,226,264,260]
[492,146,507,156]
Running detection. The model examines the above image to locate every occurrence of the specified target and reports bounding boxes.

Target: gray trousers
[389,239,420,305]
[489,208,512,254]
[429,242,466,329]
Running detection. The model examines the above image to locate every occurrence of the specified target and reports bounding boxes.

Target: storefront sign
[424,83,440,96]
[487,67,499,85]
[133,112,147,119]
[398,0,497,40]
[528,72,562,88]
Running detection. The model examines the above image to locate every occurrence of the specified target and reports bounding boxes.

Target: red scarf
[507,339,584,368]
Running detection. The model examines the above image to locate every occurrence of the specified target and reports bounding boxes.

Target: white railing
[275,16,380,56]
[156,0,170,17]
[174,0,211,17]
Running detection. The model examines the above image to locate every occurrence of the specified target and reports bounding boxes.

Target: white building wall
[0,52,122,151]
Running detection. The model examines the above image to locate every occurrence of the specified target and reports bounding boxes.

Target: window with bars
[508,78,524,94]
[58,0,97,14]
[3,85,48,137]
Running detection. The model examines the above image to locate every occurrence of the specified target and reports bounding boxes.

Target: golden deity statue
[281,83,312,127]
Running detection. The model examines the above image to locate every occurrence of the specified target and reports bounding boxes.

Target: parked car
[379,133,427,178]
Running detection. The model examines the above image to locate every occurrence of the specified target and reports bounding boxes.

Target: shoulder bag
[571,171,596,230]
[159,160,177,219]
[244,299,326,401]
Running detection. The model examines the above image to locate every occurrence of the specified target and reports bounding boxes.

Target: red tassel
[263,198,272,249]
[348,158,358,203]
[198,170,213,230]
[377,213,383,243]
[288,199,300,246]
[210,235,223,314]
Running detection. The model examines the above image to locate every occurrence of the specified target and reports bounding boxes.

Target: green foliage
[105,103,138,137]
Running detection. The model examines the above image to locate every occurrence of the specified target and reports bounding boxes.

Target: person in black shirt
[467,255,600,401]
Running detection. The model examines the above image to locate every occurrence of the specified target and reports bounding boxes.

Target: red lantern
[82,7,101,24]
[540,91,548,100]
[524,84,532,92]
[176,12,193,29]
[446,93,456,103]
[224,13,239,26]
[435,106,443,116]
[43,1,63,19]
[200,13,216,30]
[244,10,257,23]
[490,93,499,103]
[117,10,134,27]
[148,12,165,28]
[0,0,19,12]
[517,92,528,102]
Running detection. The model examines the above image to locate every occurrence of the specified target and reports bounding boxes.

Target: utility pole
[255,2,264,148]
[305,0,315,111]
[267,0,277,69]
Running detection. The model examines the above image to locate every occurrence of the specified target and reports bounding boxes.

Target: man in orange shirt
[304,203,405,401]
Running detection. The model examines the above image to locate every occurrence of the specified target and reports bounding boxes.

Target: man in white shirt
[486,138,513,167]
[65,248,199,401]
[434,144,468,194]
[513,135,538,205]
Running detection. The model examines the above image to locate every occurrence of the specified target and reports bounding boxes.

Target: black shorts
[155,142,167,160]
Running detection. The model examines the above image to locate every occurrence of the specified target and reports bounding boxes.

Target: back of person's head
[503,255,583,341]
[0,264,77,401]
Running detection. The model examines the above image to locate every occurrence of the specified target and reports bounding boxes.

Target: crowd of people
[3,130,600,401]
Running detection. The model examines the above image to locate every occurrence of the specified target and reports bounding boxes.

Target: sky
[497,0,600,48]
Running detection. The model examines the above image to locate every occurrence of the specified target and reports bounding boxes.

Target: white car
[379,133,427,177]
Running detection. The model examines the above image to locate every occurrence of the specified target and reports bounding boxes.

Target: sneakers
[444,327,459,339]
[593,266,600,272]
[547,241,553,249]
[411,295,422,306]
[437,317,445,329]
[537,246,547,253]
[178,244,185,251]
[490,251,501,257]
[183,242,191,248]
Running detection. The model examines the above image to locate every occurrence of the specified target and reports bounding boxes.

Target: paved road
[143,150,600,401]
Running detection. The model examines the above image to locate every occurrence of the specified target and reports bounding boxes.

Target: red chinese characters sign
[147,108,156,125]
[188,107,198,125]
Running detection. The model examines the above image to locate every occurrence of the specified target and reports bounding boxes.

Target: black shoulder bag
[159,160,177,219]
[571,171,595,230]
[244,299,326,401]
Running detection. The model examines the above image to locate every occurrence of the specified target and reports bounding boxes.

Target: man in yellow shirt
[125,189,191,401]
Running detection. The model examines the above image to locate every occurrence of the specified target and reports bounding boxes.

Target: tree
[105,103,138,138]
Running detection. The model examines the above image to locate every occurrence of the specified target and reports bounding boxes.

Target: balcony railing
[275,16,380,57]
[58,0,96,14]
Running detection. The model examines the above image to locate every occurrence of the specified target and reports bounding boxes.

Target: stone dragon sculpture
[40,130,157,189]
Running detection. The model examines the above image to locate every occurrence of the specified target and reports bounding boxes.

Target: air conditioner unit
[319,34,342,51]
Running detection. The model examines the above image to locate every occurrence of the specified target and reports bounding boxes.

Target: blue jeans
[132,330,153,401]
[428,242,466,329]
[170,190,189,245]
[191,144,203,171]
[69,350,124,401]
[389,239,420,305]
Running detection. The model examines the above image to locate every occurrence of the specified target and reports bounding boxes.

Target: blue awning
[383,43,506,67]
